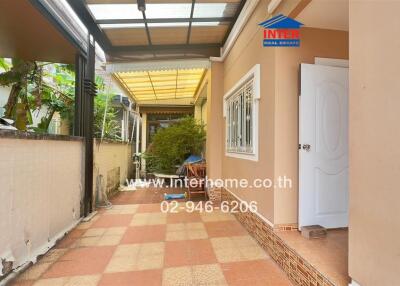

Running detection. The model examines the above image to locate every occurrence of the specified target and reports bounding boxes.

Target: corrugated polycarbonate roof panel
[115,68,205,102]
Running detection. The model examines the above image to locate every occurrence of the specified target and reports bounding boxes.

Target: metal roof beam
[142,10,153,46]
[66,0,112,51]
[186,0,196,44]
[223,0,247,45]
[107,43,221,59]
[111,43,220,52]
[95,17,234,25]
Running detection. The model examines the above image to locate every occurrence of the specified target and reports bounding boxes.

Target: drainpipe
[73,35,96,217]
[140,112,147,174]
[83,36,96,216]
[135,106,141,179]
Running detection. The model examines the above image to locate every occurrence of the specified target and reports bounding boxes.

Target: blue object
[176,155,204,176]
[164,193,186,200]
[258,14,304,29]
[184,155,203,164]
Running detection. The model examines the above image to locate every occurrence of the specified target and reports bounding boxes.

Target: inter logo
[259,14,304,47]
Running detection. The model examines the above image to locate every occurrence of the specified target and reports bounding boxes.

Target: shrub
[144,116,205,174]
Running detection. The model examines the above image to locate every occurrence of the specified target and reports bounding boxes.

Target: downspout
[135,106,141,179]
[83,36,97,216]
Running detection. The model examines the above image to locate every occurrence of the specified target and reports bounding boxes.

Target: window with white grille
[224,64,260,161]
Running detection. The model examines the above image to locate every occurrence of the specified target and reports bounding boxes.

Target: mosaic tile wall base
[221,188,336,286]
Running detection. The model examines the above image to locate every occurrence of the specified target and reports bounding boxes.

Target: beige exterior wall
[220,0,276,221]
[0,138,83,275]
[206,64,224,181]
[349,1,400,285]
[207,0,348,225]
[93,139,133,204]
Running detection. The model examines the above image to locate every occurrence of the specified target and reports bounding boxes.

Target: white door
[299,63,349,229]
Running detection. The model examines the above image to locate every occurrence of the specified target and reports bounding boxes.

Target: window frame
[223,64,260,161]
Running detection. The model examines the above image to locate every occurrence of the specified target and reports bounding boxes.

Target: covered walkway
[12,192,291,286]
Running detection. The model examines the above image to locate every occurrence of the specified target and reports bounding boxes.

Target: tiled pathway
[12,203,292,286]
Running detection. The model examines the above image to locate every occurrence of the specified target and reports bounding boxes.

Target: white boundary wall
[0,137,83,275]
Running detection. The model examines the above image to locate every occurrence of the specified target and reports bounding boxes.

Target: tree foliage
[0,59,74,131]
[144,117,205,174]
[29,64,75,132]
[0,58,123,139]
[94,93,121,140]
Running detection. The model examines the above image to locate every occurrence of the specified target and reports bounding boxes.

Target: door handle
[302,144,311,152]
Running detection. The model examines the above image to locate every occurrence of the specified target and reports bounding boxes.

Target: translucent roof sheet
[193,3,239,18]
[100,23,192,29]
[83,0,245,56]
[88,4,192,20]
[100,23,145,29]
[115,68,205,102]
[146,4,192,19]
[88,4,143,20]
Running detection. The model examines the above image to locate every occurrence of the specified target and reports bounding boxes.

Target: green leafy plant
[0,59,37,129]
[94,93,121,140]
[0,58,123,139]
[144,116,205,174]
[0,58,75,131]
[0,58,10,71]
[29,64,75,133]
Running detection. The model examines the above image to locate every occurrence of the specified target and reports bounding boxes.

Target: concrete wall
[93,139,133,205]
[0,137,83,275]
[349,1,400,285]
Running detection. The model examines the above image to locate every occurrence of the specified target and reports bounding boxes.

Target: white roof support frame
[106,59,211,73]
